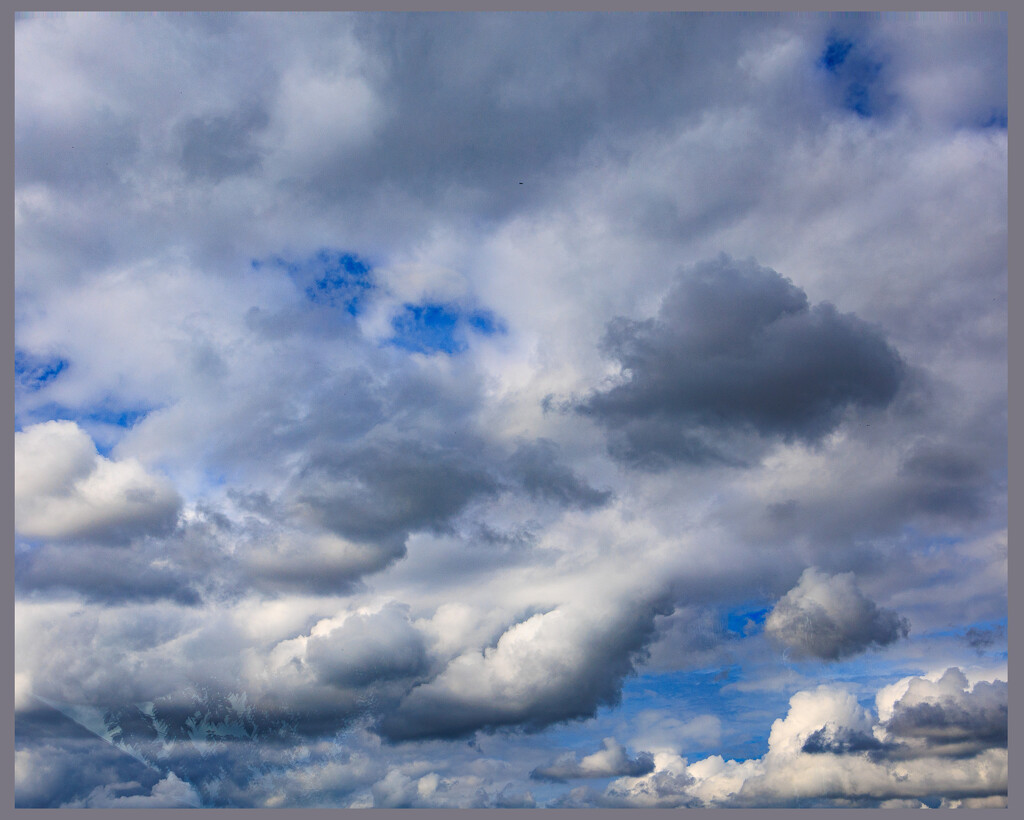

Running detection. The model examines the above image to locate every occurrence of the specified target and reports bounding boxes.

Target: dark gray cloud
[602,770,697,807]
[293,435,500,547]
[18,692,316,808]
[576,256,905,469]
[179,103,268,182]
[531,737,655,781]
[964,624,1004,652]
[14,542,201,605]
[800,725,888,756]
[764,568,909,660]
[896,439,991,520]
[505,439,612,509]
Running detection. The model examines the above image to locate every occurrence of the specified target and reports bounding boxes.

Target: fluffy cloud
[15,420,181,543]
[764,568,909,660]
[580,668,1007,808]
[380,595,670,741]
[575,256,904,469]
[531,737,655,781]
[879,667,1007,758]
[61,773,202,808]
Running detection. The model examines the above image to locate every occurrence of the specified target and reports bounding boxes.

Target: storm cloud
[577,256,905,468]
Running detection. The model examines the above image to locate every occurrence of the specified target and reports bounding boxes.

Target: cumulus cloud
[305,603,429,689]
[765,568,909,660]
[879,667,1007,758]
[576,256,904,469]
[61,772,202,808]
[380,596,669,741]
[15,420,181,543]
[531,737,654,781]
[573,668,1007,808]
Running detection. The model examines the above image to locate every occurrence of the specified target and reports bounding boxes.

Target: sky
[13,11,1008,809]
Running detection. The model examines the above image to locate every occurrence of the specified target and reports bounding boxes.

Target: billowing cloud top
[15,420,181,543]
[765,567,910,660]
[14,11,1005,810]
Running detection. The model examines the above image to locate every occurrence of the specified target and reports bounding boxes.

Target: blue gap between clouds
[19,402,152,457]
[818,36,853,72]
[817,33,882,118]
[389,303,505,355]
[249,248,507,355]
[619,667,781,762]
[981,108,1008,129]
[251,249,375,316]
[922,616,1007,646]
[15,349,68,391]
[725,605,771,637]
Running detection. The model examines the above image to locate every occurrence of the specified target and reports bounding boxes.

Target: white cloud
[678,671,1005,806]
[15,420,180,542]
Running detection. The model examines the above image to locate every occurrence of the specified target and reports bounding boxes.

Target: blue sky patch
[388,303,506,355]
[817,33,886,118]
[466,308,506,336]
[390,303,464,354]
[726,605,771,637]
[252,249,375,315]
[981,108,1008,129]
[22,402,151,431]
[15,349,68,391]
[619,668,784,761]
[819,35,853,73]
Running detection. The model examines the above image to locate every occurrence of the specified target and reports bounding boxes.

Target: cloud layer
[14,11,1006,809]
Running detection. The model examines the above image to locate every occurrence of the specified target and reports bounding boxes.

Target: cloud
[531,737,655,781]
[62,772,202,808]
[15,420,181,543]
[880,667,1007,758]
[305,603,429,689]
[764,568,909,660]
[575,669,1007,808]
[380,596,669,741]
[178,103,268,182]
[575,256,904,469]
[291,434,500,548]
[505,439,612,509]
[15,541,201,605]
